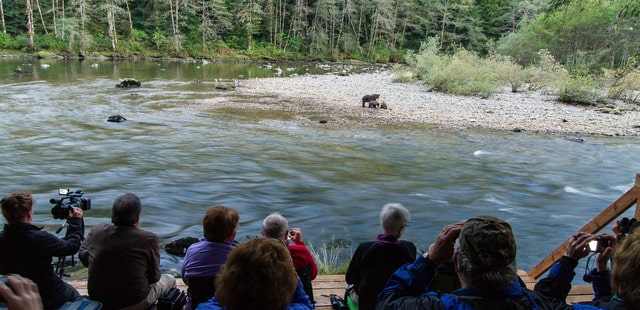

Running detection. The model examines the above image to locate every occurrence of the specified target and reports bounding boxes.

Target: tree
[0,0,6,33]
[199,0,231,53]
[237,0,264,50]
[26,0,35,50]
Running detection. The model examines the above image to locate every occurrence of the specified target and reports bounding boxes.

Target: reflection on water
[1,59,640,276]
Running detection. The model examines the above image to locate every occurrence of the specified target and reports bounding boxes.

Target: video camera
[49,188,91,220]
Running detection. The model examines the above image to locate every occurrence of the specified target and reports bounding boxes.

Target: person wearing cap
[377,215,603,309]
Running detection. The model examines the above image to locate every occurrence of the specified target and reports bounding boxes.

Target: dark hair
[203,206,239,242]
[111,193,141,226]
[215,238,298,310]
[0,191,34,224]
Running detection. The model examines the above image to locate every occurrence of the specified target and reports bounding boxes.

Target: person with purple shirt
[345,203,417,310]
[182,206,239,310]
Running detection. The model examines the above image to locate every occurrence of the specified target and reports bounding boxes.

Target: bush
[557,74,602,105]
[524,49,570,92]
[0,33,12,49]
[603,60,640,104]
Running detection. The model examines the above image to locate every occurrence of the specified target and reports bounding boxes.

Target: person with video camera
[0,191,84,310]
[79,193,176,310]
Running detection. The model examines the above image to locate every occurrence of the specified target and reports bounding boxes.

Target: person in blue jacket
[196,237,313,310]
[538,227,640,310]
[377,215,604,310]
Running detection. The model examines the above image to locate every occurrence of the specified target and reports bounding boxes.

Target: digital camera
[50,189,91,220]
[588,237,610,253]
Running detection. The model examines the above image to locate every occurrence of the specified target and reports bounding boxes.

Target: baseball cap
[458,215,516,270]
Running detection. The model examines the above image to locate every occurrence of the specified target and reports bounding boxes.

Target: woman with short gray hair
[346,203,417,310]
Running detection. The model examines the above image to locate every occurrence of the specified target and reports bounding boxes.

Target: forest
[1,0,640,103]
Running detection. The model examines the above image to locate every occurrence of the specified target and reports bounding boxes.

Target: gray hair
[455,250,517,288]
[111,193,141,227]
[380,203,411,234]
[262,212,289,239]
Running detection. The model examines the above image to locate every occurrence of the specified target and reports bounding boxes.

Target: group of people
[0,191,175,310]
[180,207,318,310]
[2,189,640,310]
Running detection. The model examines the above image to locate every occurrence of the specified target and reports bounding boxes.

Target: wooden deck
[68,270,594,309]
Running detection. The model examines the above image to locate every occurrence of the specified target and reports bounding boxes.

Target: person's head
[203,205,239,242]
[261,212,288,240]
[214,238,298,310]
[611,230,640,309]
[455,215,517,288]
[0,191,34,224]
[380,203,410,237]
[111,193,141,227]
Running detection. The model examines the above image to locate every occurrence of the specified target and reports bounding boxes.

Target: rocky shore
[202,69,640,136]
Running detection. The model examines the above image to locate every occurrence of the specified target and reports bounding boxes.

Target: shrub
[557,74,602,105]
[603,60,640,104]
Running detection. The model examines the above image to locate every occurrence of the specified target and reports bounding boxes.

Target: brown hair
[214,238,298,310]
[203,206,239,242]
[1,191,34,224]
[612,231,640,309]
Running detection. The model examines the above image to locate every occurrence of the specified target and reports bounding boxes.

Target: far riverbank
[198,70,640,137]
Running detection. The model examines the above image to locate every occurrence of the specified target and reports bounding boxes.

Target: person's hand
[0,274,43,310]
[595,233,616,272]
[69,207,83,219]
[427,222,464,266]
[289,228,303,244]
[563,232,593,261]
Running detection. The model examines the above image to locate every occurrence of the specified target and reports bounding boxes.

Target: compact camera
[49,189,91,220]
[588,237,610,253]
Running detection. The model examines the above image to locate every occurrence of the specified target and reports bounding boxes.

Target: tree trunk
[25,0,35,51]
[125,0,134,40]
[34,0,47,34]
[0,0,6,33]
[201,0,205,53]
[52,0,57,37]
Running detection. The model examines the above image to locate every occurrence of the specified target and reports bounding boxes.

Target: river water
[1,58,639,277]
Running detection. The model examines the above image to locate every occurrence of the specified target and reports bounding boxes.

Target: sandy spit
[200,70,640,136]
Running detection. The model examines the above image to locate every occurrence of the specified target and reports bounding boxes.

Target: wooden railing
[528,172,640,279]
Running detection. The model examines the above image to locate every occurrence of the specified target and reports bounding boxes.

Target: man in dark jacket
[0,191,84,310]
[79,193,175,309]
[377,215,603,310]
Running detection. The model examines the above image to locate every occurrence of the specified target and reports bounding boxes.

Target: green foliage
[556,74,602,106]
[0,33,13,49]
[406,38,505,98]
[498,0,640,72]
[308,234,351,275]
[520,50,568,93]
[603,59,640,104]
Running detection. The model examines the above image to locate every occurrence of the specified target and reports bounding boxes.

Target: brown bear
[362,94,380,107]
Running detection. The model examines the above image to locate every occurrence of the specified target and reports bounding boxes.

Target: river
[1,58,639,277]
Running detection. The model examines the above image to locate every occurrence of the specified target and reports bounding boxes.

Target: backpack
[156,287,187,310]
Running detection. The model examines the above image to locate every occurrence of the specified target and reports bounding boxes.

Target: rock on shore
[201,70,640,136]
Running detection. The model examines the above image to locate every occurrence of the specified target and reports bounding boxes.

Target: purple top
[181,238,237,282]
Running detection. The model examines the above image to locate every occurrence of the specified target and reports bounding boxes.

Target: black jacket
[346,239,416,310]
[0,218,84,310]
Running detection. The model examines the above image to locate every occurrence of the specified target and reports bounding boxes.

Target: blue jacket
[195,277,313,310]
[377,255,604,310]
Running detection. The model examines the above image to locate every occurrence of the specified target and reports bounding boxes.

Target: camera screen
[588,240,599,252]
[58,188,69,195]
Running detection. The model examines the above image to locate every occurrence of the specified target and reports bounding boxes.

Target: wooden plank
[69,273,594,306]
[528,173,640,279]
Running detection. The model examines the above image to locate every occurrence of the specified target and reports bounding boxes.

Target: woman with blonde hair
[196,238,313,310]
